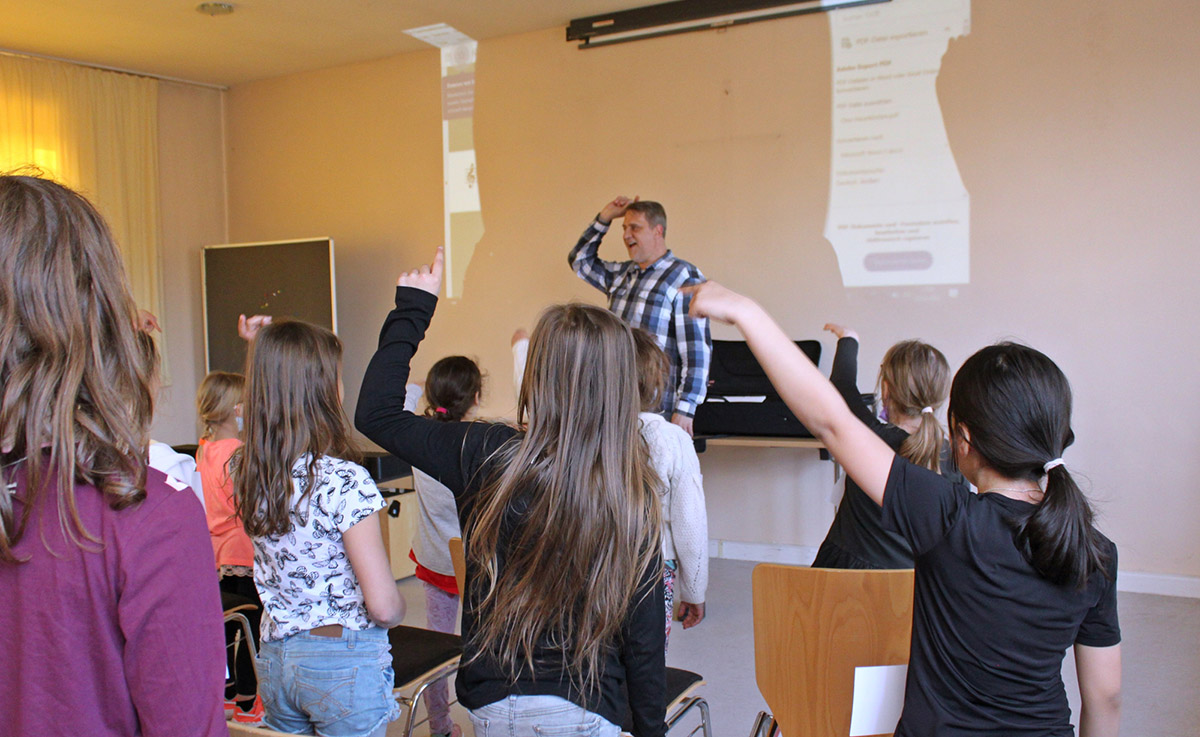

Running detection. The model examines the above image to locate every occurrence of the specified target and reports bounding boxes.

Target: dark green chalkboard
[202,238,336,373]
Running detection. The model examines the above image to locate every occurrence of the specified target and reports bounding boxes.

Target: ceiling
[0,0,651,87]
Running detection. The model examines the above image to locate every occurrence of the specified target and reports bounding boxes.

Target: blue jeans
[256,626,400,737]
[468,695,621,737]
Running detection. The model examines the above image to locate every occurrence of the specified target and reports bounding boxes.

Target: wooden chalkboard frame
[201,238,337,374]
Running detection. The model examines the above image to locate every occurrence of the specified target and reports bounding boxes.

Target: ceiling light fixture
[196,2,235,16]
[568,0,890,49]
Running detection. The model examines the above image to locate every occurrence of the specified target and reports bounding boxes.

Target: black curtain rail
[567,0,891,49]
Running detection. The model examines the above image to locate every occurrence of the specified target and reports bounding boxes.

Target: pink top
[0,463,227,736]
[197,437,255,568]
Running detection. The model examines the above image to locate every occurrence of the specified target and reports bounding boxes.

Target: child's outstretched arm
[684,281,895,505]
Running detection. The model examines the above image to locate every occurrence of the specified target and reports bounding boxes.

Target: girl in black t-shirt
[685,281,1121,737]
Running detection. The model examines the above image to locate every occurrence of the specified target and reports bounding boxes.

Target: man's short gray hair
[626,200,666,237]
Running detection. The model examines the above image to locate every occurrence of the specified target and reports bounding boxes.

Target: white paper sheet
[849,664,907,736]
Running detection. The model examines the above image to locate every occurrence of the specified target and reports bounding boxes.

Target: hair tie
[435,407,448,415]
[1043,458,1065,473]
[920,406,934,415]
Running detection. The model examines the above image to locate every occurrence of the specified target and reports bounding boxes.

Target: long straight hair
[0,174,153,562]
[466,303,662,695]
[233,320,360,538]
[949,342,1109,589]
[879,340,951,472]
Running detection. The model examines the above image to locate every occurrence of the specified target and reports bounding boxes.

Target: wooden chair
[749,564,914,737]
[448,537,712,737]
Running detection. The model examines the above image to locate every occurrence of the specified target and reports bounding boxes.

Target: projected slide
[825,0,971,287]
[406,24,484,298]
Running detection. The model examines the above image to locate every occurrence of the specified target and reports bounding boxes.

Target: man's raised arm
[568,196,637,293]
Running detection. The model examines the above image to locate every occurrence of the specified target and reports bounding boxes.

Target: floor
[389,558,1200,737]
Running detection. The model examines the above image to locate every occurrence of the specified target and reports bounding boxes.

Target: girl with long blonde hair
[0,174,226,735]
[811,325,967,569]
[356,248,666,737]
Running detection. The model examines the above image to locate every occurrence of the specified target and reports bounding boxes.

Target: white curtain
[0,52,163,335]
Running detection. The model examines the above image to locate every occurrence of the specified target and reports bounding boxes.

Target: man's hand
[679,602,706,629]
[598,195,638,225]
[397,246,445,296]
[671,413,694,437]
[823,323,859,341]
[238,314,272,342]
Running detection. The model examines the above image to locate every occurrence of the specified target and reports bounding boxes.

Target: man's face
[622,210,666,269]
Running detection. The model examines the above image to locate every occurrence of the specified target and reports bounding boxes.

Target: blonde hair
[196,371,245,440]
[466,303,662,696]
[0,174,153,562]
[631,328,669,413]
[879,340,951,472]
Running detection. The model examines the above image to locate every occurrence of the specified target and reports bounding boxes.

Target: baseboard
[1117,571,1200,598]
[708,539,819,567]
[708,539,1200,599]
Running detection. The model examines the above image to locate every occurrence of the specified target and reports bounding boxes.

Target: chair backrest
[448,536,466,594]
[752,564,914,737]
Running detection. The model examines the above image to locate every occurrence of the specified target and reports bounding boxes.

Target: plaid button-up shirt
[569,218,711,417]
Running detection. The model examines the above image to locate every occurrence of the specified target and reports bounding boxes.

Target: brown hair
[466,303,662,696]
[0,174,153,563]
[423,356,483,422]
[632,328,669,413]
[233,320,360,538]
[626,200,667,237]
[196,371,245,440]
[879,340,951,472]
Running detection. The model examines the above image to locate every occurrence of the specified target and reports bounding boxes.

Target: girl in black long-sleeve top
[812,324,966,569]
[355,249,666,737]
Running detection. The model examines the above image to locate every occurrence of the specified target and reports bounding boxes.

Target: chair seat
[388,624,463,688]
[617,667,703,732]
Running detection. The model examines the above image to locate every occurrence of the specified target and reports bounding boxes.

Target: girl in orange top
[196,370,259,714]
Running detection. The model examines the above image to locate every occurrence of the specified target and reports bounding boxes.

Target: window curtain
[0,53,163,341]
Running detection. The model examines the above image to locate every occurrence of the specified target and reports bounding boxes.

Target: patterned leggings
[663,560,677,653]
[422,581,461,735]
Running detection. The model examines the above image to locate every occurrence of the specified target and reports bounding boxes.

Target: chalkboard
[202,238,337,373]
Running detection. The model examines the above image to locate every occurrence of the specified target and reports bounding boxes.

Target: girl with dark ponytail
[812,325,967,569]
[685,281,1122,737]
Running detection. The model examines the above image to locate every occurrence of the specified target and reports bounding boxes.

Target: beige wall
[222,0,1200,579]
[153,81,227,444]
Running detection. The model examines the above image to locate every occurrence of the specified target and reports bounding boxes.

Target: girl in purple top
[0,175,227,736]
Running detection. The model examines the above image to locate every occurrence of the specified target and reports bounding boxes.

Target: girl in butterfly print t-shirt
[234,319,406,737]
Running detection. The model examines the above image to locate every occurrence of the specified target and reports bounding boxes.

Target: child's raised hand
[682,280,751,325]
[823,323,859,341]
[238,314,272,342]
[396,246,444,296]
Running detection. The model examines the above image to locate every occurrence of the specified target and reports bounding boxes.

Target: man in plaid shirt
[569,195,712,436]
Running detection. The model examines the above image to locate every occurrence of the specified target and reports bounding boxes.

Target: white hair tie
[920,406,934,414]
[1043,458,1065,473]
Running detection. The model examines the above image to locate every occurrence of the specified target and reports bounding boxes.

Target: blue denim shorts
[256,626,400,737]
[469,695,621,737]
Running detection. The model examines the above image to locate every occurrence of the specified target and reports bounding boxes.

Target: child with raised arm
[357,248,666,737]
[234,320,405,737]
[812,324,967,569]
[685,281,1121,737]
